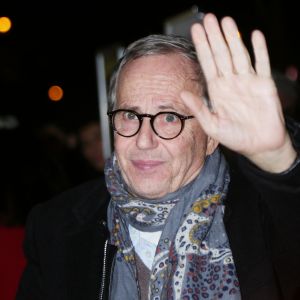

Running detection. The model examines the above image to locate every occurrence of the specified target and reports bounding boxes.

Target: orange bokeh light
[0,16,12,33]
[48,85,64,102]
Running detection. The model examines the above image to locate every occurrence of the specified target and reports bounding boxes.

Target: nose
[135,117,158,149]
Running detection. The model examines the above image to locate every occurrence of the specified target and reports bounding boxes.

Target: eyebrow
[117,102,186,112]
[116,105,140,111]
[158,104,178,110]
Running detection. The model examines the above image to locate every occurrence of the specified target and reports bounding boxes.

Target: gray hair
[108,34,206,110]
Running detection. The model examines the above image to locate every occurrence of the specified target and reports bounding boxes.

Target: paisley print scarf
[105,149,241,299]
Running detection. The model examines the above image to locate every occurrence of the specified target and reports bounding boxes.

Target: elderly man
[17,13,300,300]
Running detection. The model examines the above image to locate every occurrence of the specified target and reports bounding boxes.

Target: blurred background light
[0,16,12,33]
[285,65,299,82]
[48,85,64,102]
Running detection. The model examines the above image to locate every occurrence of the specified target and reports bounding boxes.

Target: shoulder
[26,177,109,231]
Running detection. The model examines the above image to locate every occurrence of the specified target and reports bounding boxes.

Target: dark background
[1,0,299,130]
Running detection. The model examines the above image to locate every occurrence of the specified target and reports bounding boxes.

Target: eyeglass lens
[112,110,183,139]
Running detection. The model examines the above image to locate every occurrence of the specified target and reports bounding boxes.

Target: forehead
[116,54,200,110]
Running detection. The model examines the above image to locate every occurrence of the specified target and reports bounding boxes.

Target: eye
[123,111,137,120]
[163,113,179,123]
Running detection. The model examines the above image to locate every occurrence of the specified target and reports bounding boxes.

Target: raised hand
[181,13,297,172]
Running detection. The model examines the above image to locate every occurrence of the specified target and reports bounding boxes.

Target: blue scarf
[105,149,241,299]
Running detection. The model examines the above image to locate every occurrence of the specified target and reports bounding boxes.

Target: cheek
[164,132,201,169]
[114,135,132,165]
[181,126,208,165]
[114,135,125,154]
[168,135,191,159]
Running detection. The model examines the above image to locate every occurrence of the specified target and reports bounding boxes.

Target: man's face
[114,54,217,199]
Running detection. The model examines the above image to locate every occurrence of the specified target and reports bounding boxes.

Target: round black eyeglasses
[107,109,194,140]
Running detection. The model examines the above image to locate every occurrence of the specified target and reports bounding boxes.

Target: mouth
[131,160,164,171]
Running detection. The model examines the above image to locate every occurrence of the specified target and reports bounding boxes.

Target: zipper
[99,239,108,300]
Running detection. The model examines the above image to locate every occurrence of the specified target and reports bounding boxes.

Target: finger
[221,16,254,74]
[180,90,218,137]
[191,23,218,82]
[202,13,234,76]
[251,30,271,77]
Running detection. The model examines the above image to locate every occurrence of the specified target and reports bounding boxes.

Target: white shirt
[128,224,162,270]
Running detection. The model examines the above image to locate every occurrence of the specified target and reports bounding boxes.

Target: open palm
[181,13,296,172]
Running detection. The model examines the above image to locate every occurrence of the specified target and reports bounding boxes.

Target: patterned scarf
[105,149,241,299]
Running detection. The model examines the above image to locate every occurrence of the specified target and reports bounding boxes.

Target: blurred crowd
[0,110,106,299]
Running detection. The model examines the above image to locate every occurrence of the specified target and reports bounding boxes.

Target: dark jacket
[16,154,300,300]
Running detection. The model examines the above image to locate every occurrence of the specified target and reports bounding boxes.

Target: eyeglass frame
[107,109,195,140]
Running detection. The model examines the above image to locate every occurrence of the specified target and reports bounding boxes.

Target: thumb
[180,90,216,136]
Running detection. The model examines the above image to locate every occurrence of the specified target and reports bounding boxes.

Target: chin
[121,164,171,198]
[130,180,169,199]
[134,190,167,199]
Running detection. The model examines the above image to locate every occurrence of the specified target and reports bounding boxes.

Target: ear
[206,136,219,155]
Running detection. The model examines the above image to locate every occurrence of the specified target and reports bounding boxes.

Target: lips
[131,160,164,171]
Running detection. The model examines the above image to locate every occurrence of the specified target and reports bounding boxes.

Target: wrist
[247,136,298,173]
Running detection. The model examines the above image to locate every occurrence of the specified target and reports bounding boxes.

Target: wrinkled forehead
[119,53,199,81]
[116,54,202,108]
